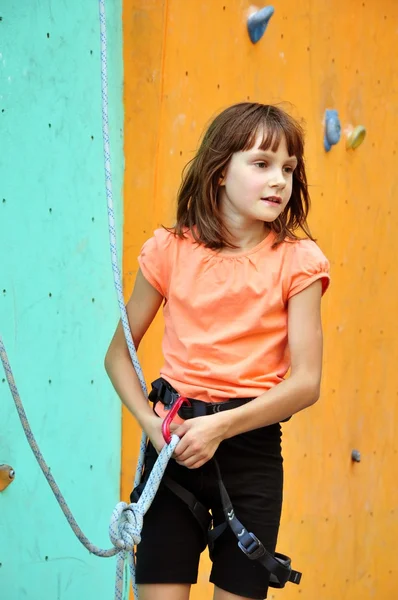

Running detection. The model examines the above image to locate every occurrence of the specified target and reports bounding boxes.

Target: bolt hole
[45,556,49,561]
[47,33,50,38]
[91,298,95,303]
[49,292,52,297]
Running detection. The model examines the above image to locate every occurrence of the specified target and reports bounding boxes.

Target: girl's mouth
[261,196,282,205]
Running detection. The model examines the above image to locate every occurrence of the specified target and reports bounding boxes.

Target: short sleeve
[137,229,173,297]
[287,240,330,300]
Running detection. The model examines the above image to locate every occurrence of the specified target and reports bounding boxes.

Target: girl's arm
[174,279,324,468]
[104,269,166,451]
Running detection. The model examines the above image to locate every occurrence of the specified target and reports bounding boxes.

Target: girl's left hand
[173,415,227,469]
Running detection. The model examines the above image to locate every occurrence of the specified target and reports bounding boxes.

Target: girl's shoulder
[278,237,330,298]
[282,236,329,263]
[147,227,194,249]
[138,228,196,297]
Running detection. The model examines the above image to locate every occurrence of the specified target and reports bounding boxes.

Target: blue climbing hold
[247,6,275,44]
[324,109,341,152]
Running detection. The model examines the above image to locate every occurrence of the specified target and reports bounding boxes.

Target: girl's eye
[284,166,294,174]
[254,161,267,169]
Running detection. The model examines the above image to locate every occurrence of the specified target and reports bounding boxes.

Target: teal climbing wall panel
[0,2,124,598]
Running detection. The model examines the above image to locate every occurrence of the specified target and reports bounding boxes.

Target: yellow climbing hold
[0,464,15,492]
[346,125,367,149]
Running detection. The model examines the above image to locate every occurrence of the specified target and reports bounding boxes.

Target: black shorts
[133,423,283,600]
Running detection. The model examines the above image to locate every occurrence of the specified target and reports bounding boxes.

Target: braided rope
[0,1,177,598]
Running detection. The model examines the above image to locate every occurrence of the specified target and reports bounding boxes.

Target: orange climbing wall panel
[121,1,398,598]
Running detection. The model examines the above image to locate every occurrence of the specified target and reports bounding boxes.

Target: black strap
[149,377,291,421]
[149,377,254,416]
[162,475,212,537]
[212,459,302,588]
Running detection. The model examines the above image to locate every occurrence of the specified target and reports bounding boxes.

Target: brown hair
[169,102,314,249]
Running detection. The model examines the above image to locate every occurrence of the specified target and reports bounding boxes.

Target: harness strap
[149,377,254,418]
[162,475,212,545]
[212,458,302,587]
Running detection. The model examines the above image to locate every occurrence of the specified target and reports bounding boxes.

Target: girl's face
[218,130,297,225]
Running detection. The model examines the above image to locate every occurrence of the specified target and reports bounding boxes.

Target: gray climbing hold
[324,109,341,152]
[247,6,275,44]
[351,449,361,462]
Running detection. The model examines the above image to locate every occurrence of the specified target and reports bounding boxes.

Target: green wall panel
[0,2,124,598]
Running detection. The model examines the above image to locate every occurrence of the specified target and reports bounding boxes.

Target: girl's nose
[270,170,286,188]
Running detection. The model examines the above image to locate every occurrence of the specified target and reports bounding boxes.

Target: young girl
[105,102,330,600]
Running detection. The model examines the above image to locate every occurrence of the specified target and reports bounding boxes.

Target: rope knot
[109,502,144,551]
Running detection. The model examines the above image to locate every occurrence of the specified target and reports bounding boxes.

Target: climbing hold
[0,464,15,492]
[346,125,366,149]
[247,6,275,44]
[324,109,341,152]
[351,450,361,463]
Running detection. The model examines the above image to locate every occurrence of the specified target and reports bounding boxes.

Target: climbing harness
[0,1,301,598]
[147,378,302,588]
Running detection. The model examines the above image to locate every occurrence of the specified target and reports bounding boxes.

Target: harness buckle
[238,532,266,561]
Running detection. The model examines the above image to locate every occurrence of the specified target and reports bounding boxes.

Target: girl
[105,102,330,600]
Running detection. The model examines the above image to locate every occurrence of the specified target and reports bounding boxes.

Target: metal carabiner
[162,396,191,444]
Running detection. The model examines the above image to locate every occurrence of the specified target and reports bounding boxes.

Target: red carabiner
[162,396,191,444]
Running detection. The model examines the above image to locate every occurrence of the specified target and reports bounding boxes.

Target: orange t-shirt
[138,228,330,411]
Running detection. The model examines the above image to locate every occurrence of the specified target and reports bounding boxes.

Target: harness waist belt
[149,377,254,417]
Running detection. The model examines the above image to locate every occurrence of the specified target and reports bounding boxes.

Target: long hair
[169,102,314,249]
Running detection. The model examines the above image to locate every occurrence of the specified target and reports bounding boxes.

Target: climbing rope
[0,1,177,598]
[0,340,177,596]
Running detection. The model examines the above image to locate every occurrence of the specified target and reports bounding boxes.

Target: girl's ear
[219,172,226,186]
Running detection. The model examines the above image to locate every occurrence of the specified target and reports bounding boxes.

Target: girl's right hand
[142,413,178,454]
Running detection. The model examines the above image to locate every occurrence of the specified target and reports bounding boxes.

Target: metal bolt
[351,449,361,462]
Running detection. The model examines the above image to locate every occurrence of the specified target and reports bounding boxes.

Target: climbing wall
[122,1,398,599]
[0,2,124,599]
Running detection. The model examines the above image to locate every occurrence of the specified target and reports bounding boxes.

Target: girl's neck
[221,222,271,255]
